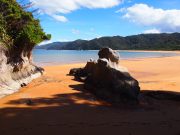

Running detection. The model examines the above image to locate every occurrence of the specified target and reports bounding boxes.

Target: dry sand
[1,56,180,135]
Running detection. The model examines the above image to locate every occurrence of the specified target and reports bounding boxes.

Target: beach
[0,55,180,135]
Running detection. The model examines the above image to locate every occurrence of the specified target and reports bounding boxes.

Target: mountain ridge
[36,33,180,50]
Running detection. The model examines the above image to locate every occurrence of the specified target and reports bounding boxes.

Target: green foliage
[0,0,51,52]
[0,14,13,49]
[45,34,51,40]
[37,33,180,51]
[15,20,47,46]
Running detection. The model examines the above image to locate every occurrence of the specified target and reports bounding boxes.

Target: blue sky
[24,0,180,43]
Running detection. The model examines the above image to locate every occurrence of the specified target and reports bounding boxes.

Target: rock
[69,68,83,76]
[98,47,120,64]
[69,48,140,103]
[0,44,44,98]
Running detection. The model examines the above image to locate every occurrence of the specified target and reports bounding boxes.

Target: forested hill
[36,33,180,50]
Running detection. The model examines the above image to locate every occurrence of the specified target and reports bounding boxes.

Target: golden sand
[0,56,180,135]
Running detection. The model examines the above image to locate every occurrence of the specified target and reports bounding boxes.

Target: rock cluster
[69,48,140,103]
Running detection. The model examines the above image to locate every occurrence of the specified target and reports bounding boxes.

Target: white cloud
[115,8,126,13]
[143,28,161,34]
[30,0,122,22]
[122,3,180,33]
[38,40,53,46]
[96,35,103,39]
[72,29,80,35]
[52,15,68,22]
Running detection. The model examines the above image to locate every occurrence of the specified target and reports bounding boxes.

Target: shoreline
[41,55,180,89]
[0,55,180,100]
[34,51,180,67]
[35,48,180,52]
[118,50,180,53]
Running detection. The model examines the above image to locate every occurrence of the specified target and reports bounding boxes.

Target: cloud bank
[122,4,180,33]
[30,0,122,22]
[143,28,160,34]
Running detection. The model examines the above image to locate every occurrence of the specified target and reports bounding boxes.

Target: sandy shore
[1,56,180,135]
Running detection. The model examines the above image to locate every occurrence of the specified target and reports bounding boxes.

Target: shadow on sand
[1,84,180,135]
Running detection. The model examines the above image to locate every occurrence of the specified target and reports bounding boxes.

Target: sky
[22,0,180,44]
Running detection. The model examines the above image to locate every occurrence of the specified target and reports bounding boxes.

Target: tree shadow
[0,91,108,135]
[1,85,180,135]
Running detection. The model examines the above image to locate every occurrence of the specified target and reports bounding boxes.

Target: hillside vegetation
[37,33,180,50]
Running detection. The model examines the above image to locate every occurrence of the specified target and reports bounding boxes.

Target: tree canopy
[0,0,51,52]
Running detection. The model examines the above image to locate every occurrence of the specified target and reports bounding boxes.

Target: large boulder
[69,48,140,103]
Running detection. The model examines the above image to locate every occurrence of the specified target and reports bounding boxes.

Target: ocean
[33,49,178,66]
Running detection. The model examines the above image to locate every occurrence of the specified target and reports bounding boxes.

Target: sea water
[33,49,178,66]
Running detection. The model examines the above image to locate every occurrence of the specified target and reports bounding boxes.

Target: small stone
[21,83,27,87]
[26,99,33,105]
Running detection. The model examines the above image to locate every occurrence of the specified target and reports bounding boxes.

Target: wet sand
[0,56,180,135]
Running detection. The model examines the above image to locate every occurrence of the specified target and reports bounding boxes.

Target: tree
[0,0,51,59]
